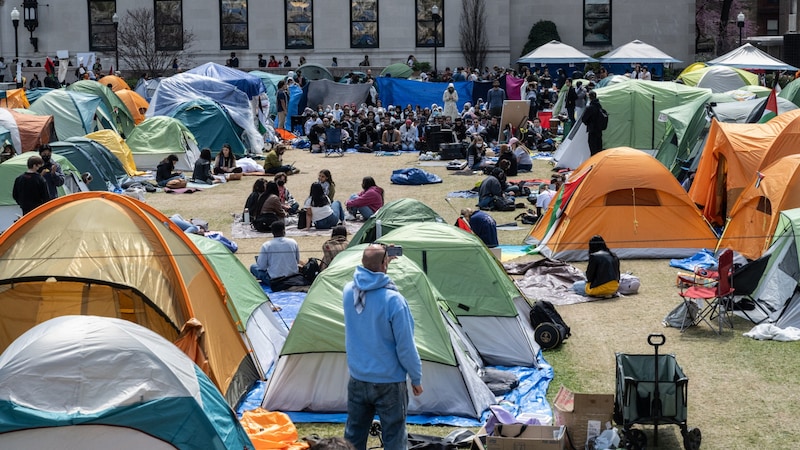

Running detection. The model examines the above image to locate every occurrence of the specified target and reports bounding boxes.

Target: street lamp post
[10,8,20,59]
[112,12,119,72]
[737,12,745,47]
[431,5,441,79]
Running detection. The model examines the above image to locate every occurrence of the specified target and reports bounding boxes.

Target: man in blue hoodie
[343,243,423,450]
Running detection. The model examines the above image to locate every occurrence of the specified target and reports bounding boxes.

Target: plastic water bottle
[243,208,250,224]
[375,219,382,239]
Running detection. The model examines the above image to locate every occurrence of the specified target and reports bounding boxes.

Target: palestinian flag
[44,57,55,75]
[747,88,778,123]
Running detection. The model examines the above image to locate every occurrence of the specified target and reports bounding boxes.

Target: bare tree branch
[118,8,195,77]
[459,0,488,70]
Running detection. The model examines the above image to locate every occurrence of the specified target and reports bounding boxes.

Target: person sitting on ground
[467,135,489,170]
[379,124,401,152]
[572,235,621,297]
[510,137,533,172]
[461,208,498,248]
[497,143,518,176]
[356,124,379,153]
[258,180,286,222]
[346,176,384,221]
[249,221,305,291]
[302,182,345,230]
[536,182,556,217]
[318,169,336,201]
[191,148,219,184]
[213,143,242,175]
[264,144,298,175]
[322,225,349,268]
[243,178,267,219]
[273,172,300,215]
[155,154,184,187]
[478,167,515,211]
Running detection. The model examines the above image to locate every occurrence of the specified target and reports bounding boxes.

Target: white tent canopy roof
[600,39,682,63]
[517,40,597,64]
[708,43,799,71]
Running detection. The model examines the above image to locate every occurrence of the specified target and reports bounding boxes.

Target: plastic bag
[588,423,620,450]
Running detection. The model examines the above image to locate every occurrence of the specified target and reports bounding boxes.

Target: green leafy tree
[520,20,561,57]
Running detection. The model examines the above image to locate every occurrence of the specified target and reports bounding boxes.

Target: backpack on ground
[598,107,609,131]
[530,300,571,350]
[252,213,279,233]
[618,272,641,295]
[301,257,323,284]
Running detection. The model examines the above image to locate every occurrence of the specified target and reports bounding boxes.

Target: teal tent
[297,63,334,81]
[126,116,200,171]
[66,80,136,138]
[250,70,287,116]
[187,233,287,378]
[50,137,129,191]
[262,244,495,418]
[170,98,248,156]
[376,222,539,366]
[29,89,117,140]
[779,77,800,108]
[349,198,444,246]
[0,315,254,450]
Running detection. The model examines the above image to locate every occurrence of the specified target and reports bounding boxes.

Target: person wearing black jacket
[564,78,577,124]
[573,235,620,297]
[582,91,605,156]
[156,154,184,187]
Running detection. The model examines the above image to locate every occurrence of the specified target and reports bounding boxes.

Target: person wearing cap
[461,208,498,248]
[399,119,418,151]
[442,83,459,120]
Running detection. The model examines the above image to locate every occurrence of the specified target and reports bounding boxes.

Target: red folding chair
[678,249,735,334]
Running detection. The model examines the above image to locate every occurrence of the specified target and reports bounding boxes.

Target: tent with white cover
[517,40,597,64]
[708,43,799,71]
[599,39,682,63]
[263,245,495,418]
[0,315,254,450]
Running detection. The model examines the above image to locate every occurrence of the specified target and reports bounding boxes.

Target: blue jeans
[347,195,376,220]
[572,280,587,295]
[315,201,344,229]
[345,377,408,450]
[250,264,271,286]
[158,175,184,187]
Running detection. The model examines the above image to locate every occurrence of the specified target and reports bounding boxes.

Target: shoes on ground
[344,213,356,221]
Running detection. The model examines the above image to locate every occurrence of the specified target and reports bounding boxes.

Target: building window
[286,0,313,49]
[767,19,779,35]
[88,0,116,51]
[220,0,248,50]
[155,0,184,51]
[416,0,442,48]
[351,0,378,48]
[583,0,612,46]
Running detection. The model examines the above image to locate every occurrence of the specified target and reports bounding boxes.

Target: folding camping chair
[730,254,774,324]
[678,249,736,334]
[323,127,344,157]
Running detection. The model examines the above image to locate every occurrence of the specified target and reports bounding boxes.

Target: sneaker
[292,168,301,175]
[344,213,356,221]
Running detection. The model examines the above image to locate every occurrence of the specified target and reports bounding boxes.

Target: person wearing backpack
[572,235,620,297]
[582,90,607,156]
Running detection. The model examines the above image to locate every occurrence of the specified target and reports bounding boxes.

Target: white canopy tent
[517,40,598,64]
[708,43,798,71]
[600,39,682,64]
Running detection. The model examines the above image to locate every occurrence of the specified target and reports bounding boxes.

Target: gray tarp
[505,258,589,306]
[305,79,371,110]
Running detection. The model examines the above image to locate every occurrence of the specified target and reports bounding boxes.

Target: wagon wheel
[682,427,702,450]
[534,323,562,350]
[369,420,382,436]
[613,402,623,425]
[620,428,647,450]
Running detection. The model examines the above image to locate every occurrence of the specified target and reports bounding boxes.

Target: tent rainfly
[708,43,799,71]
[517,40,597,64]
[600,39,682,63]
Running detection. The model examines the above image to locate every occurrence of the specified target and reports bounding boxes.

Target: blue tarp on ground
[375,78,473,112]
[390,167,443,185]
[237,286,554,426]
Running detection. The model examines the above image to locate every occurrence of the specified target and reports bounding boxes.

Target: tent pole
[652,95,656,149]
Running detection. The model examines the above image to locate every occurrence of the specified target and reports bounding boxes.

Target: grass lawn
[145,147,800,450]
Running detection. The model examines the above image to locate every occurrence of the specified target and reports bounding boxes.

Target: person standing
[283,55,292,67]
[564,78,577,124]
[343,243,423,450]
[574,81,587,121]
[442,83,459,121]
[37,145,65,200]
[486,80,506,118]
[13,155,49,215]
[229,52,240,68]
[276,80,288,130]
[358,55,370,67]
[582,91,605,156]
[258,54,267,68]
[268,55,280,68]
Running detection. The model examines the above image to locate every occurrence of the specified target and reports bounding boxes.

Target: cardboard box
[485,424,565,450]
[553,386,614,449]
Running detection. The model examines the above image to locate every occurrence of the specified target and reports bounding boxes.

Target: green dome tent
[376,222,539,366]
[297,63,334,81]
[349,198,444,246]
[262,244,495,418]
[66,80,136,138]
[380,63,414,79]
[126,116,200,171]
